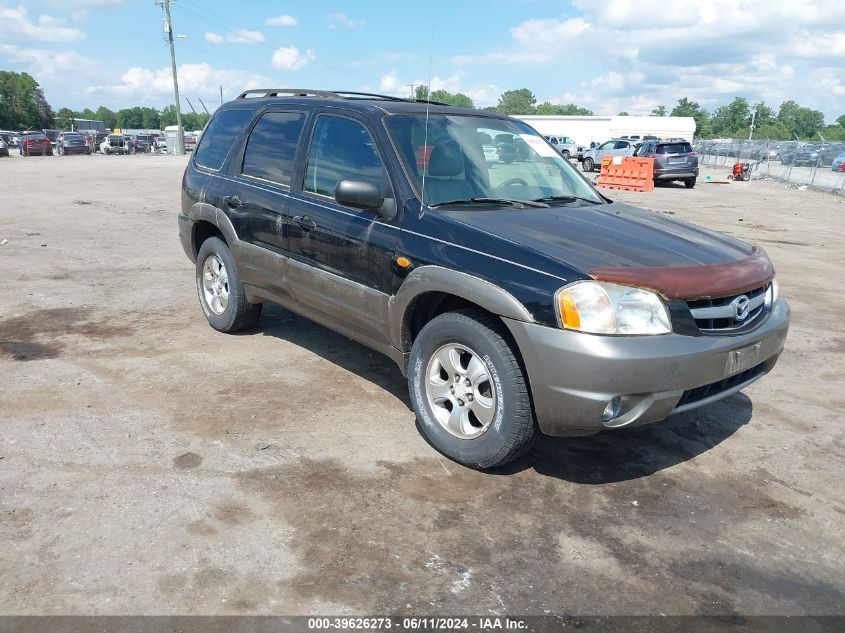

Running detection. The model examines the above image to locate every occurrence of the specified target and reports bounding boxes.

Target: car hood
[439,202,772,299]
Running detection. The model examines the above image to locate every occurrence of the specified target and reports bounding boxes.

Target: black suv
[635,139,699,187]
[178,89,789,469]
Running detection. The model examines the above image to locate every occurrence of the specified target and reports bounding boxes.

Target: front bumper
[503,299,790,436]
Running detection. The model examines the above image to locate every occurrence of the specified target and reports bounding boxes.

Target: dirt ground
[1,153,843,616]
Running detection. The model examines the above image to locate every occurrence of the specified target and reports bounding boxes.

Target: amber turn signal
[396,256,411,268]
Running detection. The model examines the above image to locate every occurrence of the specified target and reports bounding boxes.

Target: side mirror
[335,180,384,212]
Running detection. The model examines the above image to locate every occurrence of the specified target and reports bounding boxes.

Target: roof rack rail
[236,88,341,99]
[330,91,408,102]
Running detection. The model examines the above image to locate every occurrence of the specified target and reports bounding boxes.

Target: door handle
[223,195,243,207]
[293,215,317,231]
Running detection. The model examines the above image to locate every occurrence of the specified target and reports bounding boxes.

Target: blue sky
[2,0,844,120]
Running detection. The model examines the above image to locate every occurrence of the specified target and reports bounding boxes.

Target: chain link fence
[694,139,845,194]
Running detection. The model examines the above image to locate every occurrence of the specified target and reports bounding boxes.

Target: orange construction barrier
[597,156,654,192]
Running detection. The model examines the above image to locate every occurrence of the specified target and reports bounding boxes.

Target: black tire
[562,150,570,160]
[583,157,594,172]
[684,177,696,189]
[195,237,262,333]
[408,309,537,469]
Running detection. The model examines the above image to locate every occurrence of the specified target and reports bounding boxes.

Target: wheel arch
[389,266,534,352]
[188,202,238,256]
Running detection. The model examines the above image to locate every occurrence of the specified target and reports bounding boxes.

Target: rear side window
[241,111,306,186]
[657,142,693,154]
[194,108,253,170]
[305,116,384,197]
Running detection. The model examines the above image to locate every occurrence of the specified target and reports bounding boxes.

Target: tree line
[4,70,844,141]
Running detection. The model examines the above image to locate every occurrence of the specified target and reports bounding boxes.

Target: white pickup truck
[543,135,582,160]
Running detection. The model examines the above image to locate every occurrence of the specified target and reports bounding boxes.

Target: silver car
[581,138,638,172]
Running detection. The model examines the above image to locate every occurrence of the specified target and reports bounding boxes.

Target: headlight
[767,275,779,306]
[556,281,671,335]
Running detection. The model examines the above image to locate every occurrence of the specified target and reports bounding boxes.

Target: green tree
[495,88,537,115]
[79,108,97,120]
[535,102,593,115]
[671,97,711,137]
[116,106,143,128]
[617,111,629,116]
[159,104,178,127]
[710,97,751,137]
[429,89,474,108]
[777,100,825,138]
[837,114,845,128]
[95,106,116,129]
[0,71,54,129]
[140,107,161,129]
[55,107,76,130]
[651,105,667,117]
[414,84,429,101]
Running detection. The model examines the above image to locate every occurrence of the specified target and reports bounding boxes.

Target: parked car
[133,134,153,153]
[791,145,820,166]
[20,131,53,156]
[0,137,8,157]
[635,139,699,188]
[155,136,167,152]
[494,133,531,163]
[42,129,61,149]
[832,153,845,172]
[57,132,91,155]
[581,138,638,172]
[482,144,498,163]
[100,134,128,155]
[177,88,790,469]
[184,134,197,151]
[543,135,581,160]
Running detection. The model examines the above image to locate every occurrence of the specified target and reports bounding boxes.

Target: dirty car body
[177,89,789,468]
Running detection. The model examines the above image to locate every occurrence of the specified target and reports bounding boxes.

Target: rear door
[286,110,400,343]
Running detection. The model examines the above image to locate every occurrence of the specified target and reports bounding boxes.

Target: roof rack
[237,89,341,99]
[235,88,452,106]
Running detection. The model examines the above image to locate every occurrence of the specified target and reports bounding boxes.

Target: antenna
[419,25,435,218]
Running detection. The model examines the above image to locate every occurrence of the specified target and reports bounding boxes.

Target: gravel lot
[1,153,843,616]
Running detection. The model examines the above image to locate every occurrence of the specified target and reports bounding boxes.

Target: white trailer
[515,115,696,148]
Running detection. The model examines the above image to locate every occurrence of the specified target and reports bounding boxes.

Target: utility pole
[158,0,185,154]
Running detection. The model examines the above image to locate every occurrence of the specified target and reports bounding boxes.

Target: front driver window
[304,116,384,198]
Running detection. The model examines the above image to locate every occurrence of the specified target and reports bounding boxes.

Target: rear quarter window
[194,108,254,171]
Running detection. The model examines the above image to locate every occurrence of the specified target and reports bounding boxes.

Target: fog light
[602,397,621,422]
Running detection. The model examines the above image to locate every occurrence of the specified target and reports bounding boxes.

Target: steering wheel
[497,177,528,189]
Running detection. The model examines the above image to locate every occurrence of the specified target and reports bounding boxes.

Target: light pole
[157,0,185,154]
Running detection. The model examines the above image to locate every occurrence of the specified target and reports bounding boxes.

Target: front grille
[674,361,768,410]
[687,285,768,333]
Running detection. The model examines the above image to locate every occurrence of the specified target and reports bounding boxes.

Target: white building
[514,115,697,147]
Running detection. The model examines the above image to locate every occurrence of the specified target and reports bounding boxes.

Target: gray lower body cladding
[502,299,790,435]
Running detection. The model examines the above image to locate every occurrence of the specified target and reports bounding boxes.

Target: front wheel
[562,150,570,160]
[408,309,537,469]
[195,237,262,332]
[583,157,594,172]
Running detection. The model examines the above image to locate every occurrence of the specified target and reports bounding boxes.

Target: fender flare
[388,265,534,351]
[187,202,239,251]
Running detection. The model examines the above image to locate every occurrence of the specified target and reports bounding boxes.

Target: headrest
[427,140,465,178]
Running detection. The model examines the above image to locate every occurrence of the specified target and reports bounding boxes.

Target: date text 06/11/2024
[307,616,528,630]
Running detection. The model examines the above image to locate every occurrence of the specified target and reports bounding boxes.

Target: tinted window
[305,116,383,198]
[657,142,693,154]
[241,111,306,186]
[194,108,253,170]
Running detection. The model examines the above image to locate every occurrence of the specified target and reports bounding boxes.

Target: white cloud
[85,62,270,102]
[227,29,266,44]
[0,6,85,42]
[1,44,95,76]
[271,46,315,70]
[452,0,845,118]
[326,12,363,30]
[266,14,297,27]
[205,32,224,45]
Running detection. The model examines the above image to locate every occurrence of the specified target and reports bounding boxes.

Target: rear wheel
[562,150,571,160]
[684,177,696,188]
[408,309,537,469]
[583,157,594,172]
[195,237,262,333]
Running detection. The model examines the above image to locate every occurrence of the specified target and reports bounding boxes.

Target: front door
[287,112,400,343]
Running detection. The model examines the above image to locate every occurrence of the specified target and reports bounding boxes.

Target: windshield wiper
[532,195,602,205]
[430,197,549,209]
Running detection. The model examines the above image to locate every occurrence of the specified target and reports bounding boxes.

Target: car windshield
[385,114,602,207]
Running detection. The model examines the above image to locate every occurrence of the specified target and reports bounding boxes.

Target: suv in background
[580,138,638,172]
[100,134,128,155]
[177,88,789,469]
[543,135,581,160]
[636,139,699,188]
